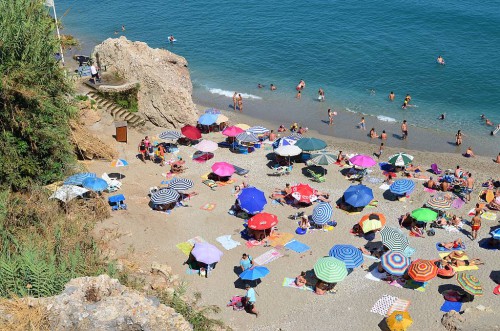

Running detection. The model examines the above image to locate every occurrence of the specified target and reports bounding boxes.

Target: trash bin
[115,121,128,143]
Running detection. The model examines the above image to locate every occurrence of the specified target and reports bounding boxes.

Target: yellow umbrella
[235,123,250,130]
[386,311,413,331]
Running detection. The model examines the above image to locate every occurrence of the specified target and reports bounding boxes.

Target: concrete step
[114,108,127,118]
[109,106,121,116]
[123,113,135,122]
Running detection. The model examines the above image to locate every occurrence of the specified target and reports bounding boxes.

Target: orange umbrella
[407,259,438,282]
[359,213,386,233]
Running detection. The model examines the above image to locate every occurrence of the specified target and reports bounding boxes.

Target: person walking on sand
[471,211,481,240]
[358,117,366,130]
[244,284,259,317]
[238,94,243,112]
[466,173,474,201]
[455,130,463,146]
[377,143,384,159]
[401,120,408,140]
[232,92,238,111]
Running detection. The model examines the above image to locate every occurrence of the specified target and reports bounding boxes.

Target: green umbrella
[295,138,327,151]
[309,151,336,166]
[456,272,483,296]
[313,257,348,283]
[411,208,438,223]
[388,152,414,166]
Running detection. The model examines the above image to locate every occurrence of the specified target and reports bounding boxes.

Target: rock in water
[94,37,198,128]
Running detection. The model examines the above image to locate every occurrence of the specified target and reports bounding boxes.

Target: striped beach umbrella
[309,151,336,166]
[386,311,413,331]
[359,213,386,233]
[426,195,452,211]
[380,227,410,253]
[150,188,180,205]
[295,137,327,151]
[491,228,500,240]
[222,126,244,137]
[408,259,438,282]
[167,178,194,192]
[238,187,268,214]
[82,177,108,192]
[328,244,364,269]
[64,172,96,186]
[456,272,483,296]
[313,257,348,283]
[159,130,182,140]
[272,137,296,149]
[193,140,218,152]
[312,202,333,225]
[381,251,410,276]
[286,133,302,140]
[388,153,414,167]
[390,179,416,195]
[236,131,260,144]
[411,208,438,223]
[247,212,278,230]
[110,159,129,167]
[247,126,269,135]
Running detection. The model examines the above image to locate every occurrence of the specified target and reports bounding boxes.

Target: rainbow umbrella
[456,272,483,296]
[349,154,377,168]
[381,251,410,276]
[328,244,364,269]
[313,257,348,283]
[386,311,413,331]
[408,259,438,282]
[426,195,452,211]
[111,159,129,167]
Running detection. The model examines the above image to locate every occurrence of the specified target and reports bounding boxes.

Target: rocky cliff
[93,37,198,128]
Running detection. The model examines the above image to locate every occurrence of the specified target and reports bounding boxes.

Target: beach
[84,102,499,331]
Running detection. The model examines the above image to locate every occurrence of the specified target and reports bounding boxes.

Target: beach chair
[108,194,127,211]
[270,166,291,176]
[307,169,325,182]
[102,173,122,189]
[431,163,442,175]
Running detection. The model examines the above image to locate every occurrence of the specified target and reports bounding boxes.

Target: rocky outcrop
[11,275,192,331]
[93,37,197,128]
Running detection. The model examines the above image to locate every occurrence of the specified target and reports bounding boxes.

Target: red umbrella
[211,162,235,177]
[181,125,201,140]
[222,126,244,137]
[247,213,279,230]
[407,259,438,282]
[290,183,318,203]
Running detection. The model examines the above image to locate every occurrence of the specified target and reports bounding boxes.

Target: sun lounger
[307,169,325,182]
[102,173,122,191]
[269,166,291,176]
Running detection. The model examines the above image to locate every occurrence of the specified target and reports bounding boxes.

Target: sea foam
[377,115,397,122]
[208,88,262,100]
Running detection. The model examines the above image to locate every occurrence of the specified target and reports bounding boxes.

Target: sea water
[58,0,500,155]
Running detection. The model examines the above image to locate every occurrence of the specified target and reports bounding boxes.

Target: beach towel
[253,248,284,265]
[387,298,411,317]
[436,243,466,251]
[365,269,386,282]
[409,231,425,238]
[216,179,236,186]
[424,187,437,194]
[452,198,465,210]
[200,203,216,211]
[370,295,398,316]
[245,239,263,248]
[403,279,428,292]
[438,251,466,259]
[186,267,199,275]
[202,179,217,190]
[285,240,310,253]
[216,235,241,250]
[443,225,460,233]
[367,200,379,208]
[438,252,480,271]
[269,232,294,247]
[282,277,314,292]
[379,183,391,191]
[440,300,463,313]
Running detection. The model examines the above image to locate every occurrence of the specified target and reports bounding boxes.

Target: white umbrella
[274,145,302,157]
[215,114,229,124]
[193,140,218,152]
[49,185,89,203]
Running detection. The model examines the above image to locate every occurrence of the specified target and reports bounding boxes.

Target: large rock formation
[93,37,198,128]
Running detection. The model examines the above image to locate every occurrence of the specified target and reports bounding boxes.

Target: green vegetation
[99,85,140,113]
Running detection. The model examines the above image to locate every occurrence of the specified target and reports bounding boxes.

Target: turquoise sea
[58,0,500,155]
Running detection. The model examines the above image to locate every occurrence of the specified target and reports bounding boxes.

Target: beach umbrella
[295,137,327,151]
[290,183,317,204]
[167,178,194,192]
[286,133,303,140]
[235,123,250,130]
[198,113,218,125]
[425,195,452,211]
[386,311,413,331]
[411,208,438,223]
[193,140,218,153]
[481,211,497,221]
[274,145,302,157]
[150,188,180,205]
[49,185,89,203]
[82,177,108,192]
[240,266,270,281]
[64,172,96,186]
[312,202,333,225]
[349,154,377,168]
[181,125,201,139]
[380,227,410,254]
[407,259,438,282]
[159,130,182,140]
[359,213,386,233]
[191,242,223,265]
[272,137,296,149]
[211,162,235,177]
[247,212,278,230]
[381,251,410,276]
[328,244,364,269]
[236,131,260,144]
[313,257,348,283]
[238,187,268,214]
[456,272,483,296]
[215,114,229,124]
[222,126,244,137]
[388,153,414,167]
[309,151,336,166]
[204,108,221,114]
[110,159,129,167]
[247,126,269,135]
[491,228,500,240]
[390,179,416,195]
[343,185,374,208]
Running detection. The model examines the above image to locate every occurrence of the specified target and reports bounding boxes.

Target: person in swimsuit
[466,173,474,201]
[388,91,395,101]
[328,108,334,125]
[299,215,310,230]
[438,238,463,250]
[401,120,408,140]
[138,139,147,162]
[369,128,379,139]
[496,152,500,164]
[437,55,445,65]
[278,125,286,132]
[455,130,463,146]
[295,271,307,287]
[296,90,302,99]
[270,84,277,91]
[296,79,305,90]
[380,130,387,139]
[237,94,243,112]
[318,88,325,102]
[471,211,481,240]
[232,92,238,111]
[270,183,292,204]
[359,117,366,130]
[464,146,475,157]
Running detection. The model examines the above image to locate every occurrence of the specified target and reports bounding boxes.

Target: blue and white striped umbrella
[159,130,182,140]
[272,137,296,149]
[82,177,108,192]
[286,133,302,140]
[390,179,416,195]
[328,244,364,269]
[151,188,180,205]
[247,126,269,135]
[168,178,194,192]
[312,202,333,225]
[198,113,218,125]
[490,228,500,240]
[236,132,260,144]
[64,172,96,186]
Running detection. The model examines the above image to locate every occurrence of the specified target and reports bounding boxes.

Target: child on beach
[358,117,366,130]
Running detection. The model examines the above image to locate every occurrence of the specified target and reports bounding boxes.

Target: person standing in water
[296,79,305,90]
[296,90,302,99]
[232,92,238,111]
[437,55,445,65]
[358,117,366,130]
[455,130,463,146]
[328,108,334,125]
[318,88,325,102]
[401,120,408,140]
[389,91,395,101]
[237,94,243,112]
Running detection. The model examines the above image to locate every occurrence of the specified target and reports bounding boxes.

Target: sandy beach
[85,102,499,331]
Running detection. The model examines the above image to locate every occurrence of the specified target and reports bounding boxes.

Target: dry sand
[86,105,499,331]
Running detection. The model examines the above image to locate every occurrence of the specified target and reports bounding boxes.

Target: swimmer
[402,99,408,109]
[270,84,277,91]
[485,118,493,126]
[168,35,175,43]
[318,88,325,102]
[296,90,301,99]
[437,55,445,65]
[439,113,445,120]
[388,91,395,101]
[296,79,305,91]
[455,130,463,146]
[480,114,485,119]
[122,25,126,31]
[380,130,387,140]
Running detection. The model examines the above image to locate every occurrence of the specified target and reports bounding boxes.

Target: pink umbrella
[193,140,218,152]
[211,162,235,176]
[349,154,377,168]
[222,126,244,137]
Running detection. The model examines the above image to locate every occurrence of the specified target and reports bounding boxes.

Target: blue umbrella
[64,172,96,186]
[491,228,500,240]
[343,185,374,208]
[237,187,267,214]
[272,137,295,149]
[240,266,270,281]
[82,177,108,192]
[198,113,218,125]
[312,202,333,225]
[295,138,327,151]
[390,179,416,195]
[329,244,364,269]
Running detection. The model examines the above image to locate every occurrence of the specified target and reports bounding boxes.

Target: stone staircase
[86,91,146,128]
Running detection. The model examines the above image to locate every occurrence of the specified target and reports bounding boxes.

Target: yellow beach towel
[438,252,479,271]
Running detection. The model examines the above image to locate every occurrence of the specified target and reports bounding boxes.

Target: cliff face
[93,37,198,128]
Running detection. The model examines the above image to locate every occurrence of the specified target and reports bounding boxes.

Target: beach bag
[427,229,436,236]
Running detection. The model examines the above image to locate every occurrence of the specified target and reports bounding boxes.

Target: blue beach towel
[285,240,310,253]
[440,300,462,312]
[436,243,466,251]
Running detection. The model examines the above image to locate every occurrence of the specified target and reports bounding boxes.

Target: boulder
[93,37,198,128]
[441,310,465,331]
